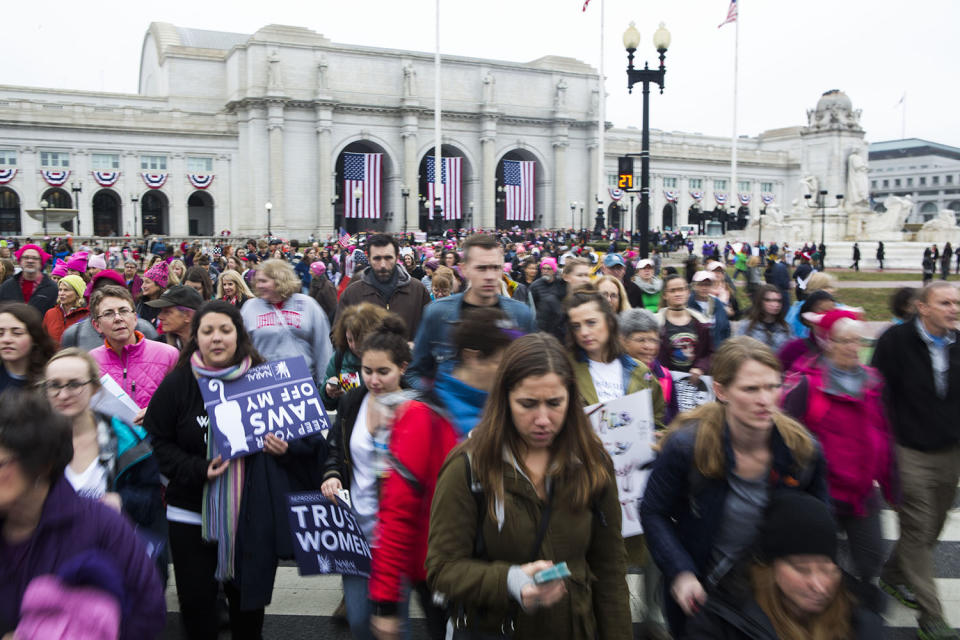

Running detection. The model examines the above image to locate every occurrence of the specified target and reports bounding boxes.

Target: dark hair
[358,314,411,366]
[367,234,399,258]
[452,306,514,361]
[563,284,621,362]
[0,302,57,384]
[442,250,460,265]
[0,390,73,482]
[660,273,689,309]
[746,284,788,331]
[799,289,836,318]
[177,301,265,369]
[330,302,391,353]
[184,266,213,300]
[197,254,211,266]
[461,233,500,263]
[890,287,917,320]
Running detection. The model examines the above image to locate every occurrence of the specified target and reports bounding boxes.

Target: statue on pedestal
[921,209,959,232]
[593,209,605,238]
[482,72,496,104]
[403,63,417,99]
[864,195,913,236]
[554,78,568,111]
[267,50,283,93]
[845,152,869,209]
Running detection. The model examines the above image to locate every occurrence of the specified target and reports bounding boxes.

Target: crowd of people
[0,228,957,640]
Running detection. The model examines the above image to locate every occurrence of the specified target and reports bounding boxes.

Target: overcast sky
[4,0,958,147]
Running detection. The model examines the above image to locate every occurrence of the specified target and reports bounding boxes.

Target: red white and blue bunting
[92,171,120,187]
[761,193,775,205]
[141,172,168,189]
[738,193,752,205]
[714,192,727,204]
[608,187,625,201]
[0,169,16,184]
[664,189,679,203]
[689,190,704,201]
[188,174,215,189]
[41,170,70,186]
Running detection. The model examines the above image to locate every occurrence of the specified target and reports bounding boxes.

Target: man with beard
[334,234,430,341]
[0,243,58,316]
[626,258,662,312]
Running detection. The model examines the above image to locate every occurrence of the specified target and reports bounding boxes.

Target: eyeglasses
[42,379,93,395]
[97,308,135,321]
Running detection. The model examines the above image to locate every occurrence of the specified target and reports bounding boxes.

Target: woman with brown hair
[737,284,792,352]
[320,302,392,410]
[0,302,57,393]
[426,333,631,639]
[640,336,829,637]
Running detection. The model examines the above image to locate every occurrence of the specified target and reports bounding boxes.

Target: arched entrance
[188,191,214,236]
[495,149,541,230]
[141,191,169,235]
[417,144,472,234]
[0,188,21,235]
[662,203,676,231]
[92,190,121,237]
[919,201,938,221]
[335,141,392,234]
[41,187,74,233]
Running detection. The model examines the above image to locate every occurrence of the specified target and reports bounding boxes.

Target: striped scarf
[192,351,253,581]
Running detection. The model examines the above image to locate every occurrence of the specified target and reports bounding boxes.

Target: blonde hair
[751,563,852,640]
[806,272,836,294]
[45,347,103,391]
[257,259,301,300]
[168,259,186,286]
[216,269,254,300]
[662,336,815,479]
[596,275,632,313]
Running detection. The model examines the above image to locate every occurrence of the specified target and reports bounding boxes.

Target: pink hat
[66,255,88,272]
[15,244,51,265]
[83,269,126,299]
[143,261,169,289]
[51,259,69,278]
[88,254,107,270]
[540,257,558,273]
[503,262,513,274]
[310,261,326,277]
[692,270,714,283]
[803,308,864,337]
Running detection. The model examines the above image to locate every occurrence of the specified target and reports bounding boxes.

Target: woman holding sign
[640,336,829,638]
[426,333,632,639]
[144,301,329,639]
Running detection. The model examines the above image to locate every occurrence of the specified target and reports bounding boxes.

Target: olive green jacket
[571,353,667,430]
[426,453,631,639]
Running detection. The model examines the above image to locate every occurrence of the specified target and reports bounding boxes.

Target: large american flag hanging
[503,160,535,222]
[343,152,382,219]
[426,156,462,220]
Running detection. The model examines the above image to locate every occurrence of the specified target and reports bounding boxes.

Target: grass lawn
[732,285,894,322]
[826,270,956,282]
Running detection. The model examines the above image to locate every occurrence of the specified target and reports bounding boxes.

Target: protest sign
[585,390,655,537]
[286,492,372,577]
[671,371,715,414]
[199,356,330,461]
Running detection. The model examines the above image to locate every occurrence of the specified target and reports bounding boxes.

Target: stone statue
[267,50,283,93]
[846,152,869,208]
[864,195,913,235]
[799,175,819,202]
[316,56,329,94]
[588,88,599,117]
[482,72,496,104]
[921,209,959,232]
[554,78,568,110]
[403,63,417,98]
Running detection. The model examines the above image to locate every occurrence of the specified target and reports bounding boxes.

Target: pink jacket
[782,356,898,516]
[90,332,179,409]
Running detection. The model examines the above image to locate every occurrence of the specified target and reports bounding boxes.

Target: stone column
[480,115,498,230]
[169,153,187,236]
[267,100,285,233]
[123,151,140,236]
[214,154,232,235]
[587,141,598,218]
[552,140,568,230]
[315,105,333,236]
[401,113,419,233]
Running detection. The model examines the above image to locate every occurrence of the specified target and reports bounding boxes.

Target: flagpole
[729,2,739,230]
[434,0,443,226]
[901,92,906,139]
[596,0,605,232]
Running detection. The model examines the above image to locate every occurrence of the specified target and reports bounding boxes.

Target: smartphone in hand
[533,562,571,585]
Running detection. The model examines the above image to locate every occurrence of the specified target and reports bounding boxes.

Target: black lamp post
[265,201,273,238]
[579,204,584,231]
[624,20,671,259]
[71,180,82,236]
[569,201,576,229]
[40,199,49,235]
[130,193,139,236]
[804,189,843,268]
[758,204,766,246]
[401,186,410,235]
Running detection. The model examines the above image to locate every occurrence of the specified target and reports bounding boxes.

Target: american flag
[343,152,382,219]
[718,0,737,28]
[503,160,535,222]
[426,156,462,221]
[338,232,353,248]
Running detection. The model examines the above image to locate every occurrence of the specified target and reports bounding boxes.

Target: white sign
[671,372,715,414]
[585,390,656,537]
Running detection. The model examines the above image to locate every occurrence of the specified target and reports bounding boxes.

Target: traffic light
[618,156,634,190]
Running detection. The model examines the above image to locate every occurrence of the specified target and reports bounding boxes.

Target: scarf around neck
[192,352,253,581]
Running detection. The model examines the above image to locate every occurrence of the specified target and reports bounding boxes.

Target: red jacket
[369,400,458,610]
[42,305,89,346]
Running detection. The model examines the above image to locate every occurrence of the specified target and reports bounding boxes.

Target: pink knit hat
[66,255,88,272]
[540,257,558,273]
[15,244,52,265]
[143,261,169,289]
[310,261,326,277]
[87,254,107,270]
[51,259,69,278]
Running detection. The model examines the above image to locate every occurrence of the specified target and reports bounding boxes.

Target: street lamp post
[40,199,49,235]
[569,201,576,230]
[330,195,339,233]
[265,201,273,237]
[353,186,363,231]
[804,189,843,269]
[628,194,636,243]
[579,204,584,232]
[759,204,765,246]
[401,186,410,236]
[624,20,671,259]
[71,181,82,236]
[130,194,139,236]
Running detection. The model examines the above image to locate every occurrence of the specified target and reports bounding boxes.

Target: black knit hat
[756,491,837,562]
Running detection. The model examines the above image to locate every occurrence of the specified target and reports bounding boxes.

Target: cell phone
[533,562,571,585]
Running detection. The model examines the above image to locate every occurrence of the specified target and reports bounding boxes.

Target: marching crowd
[0,229,957,640]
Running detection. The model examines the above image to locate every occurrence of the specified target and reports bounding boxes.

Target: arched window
[41,188,72,209]
[0,187,21,235]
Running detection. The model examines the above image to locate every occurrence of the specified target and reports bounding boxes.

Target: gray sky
[5,0,958,146]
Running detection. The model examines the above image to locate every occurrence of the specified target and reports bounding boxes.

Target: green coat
[426,454,631,639]
[572,354,667,430]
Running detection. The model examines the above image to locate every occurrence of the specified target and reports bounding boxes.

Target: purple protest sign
[286,492,372,577]
[199,356,330,460]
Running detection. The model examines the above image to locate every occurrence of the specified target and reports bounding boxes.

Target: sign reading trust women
[286,492,372,577]
[199,356,330,461]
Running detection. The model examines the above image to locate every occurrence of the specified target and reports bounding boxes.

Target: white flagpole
[901,92,906,139]
[596,0,606,228]
[730,4,739,224]
[434,0,443,222]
